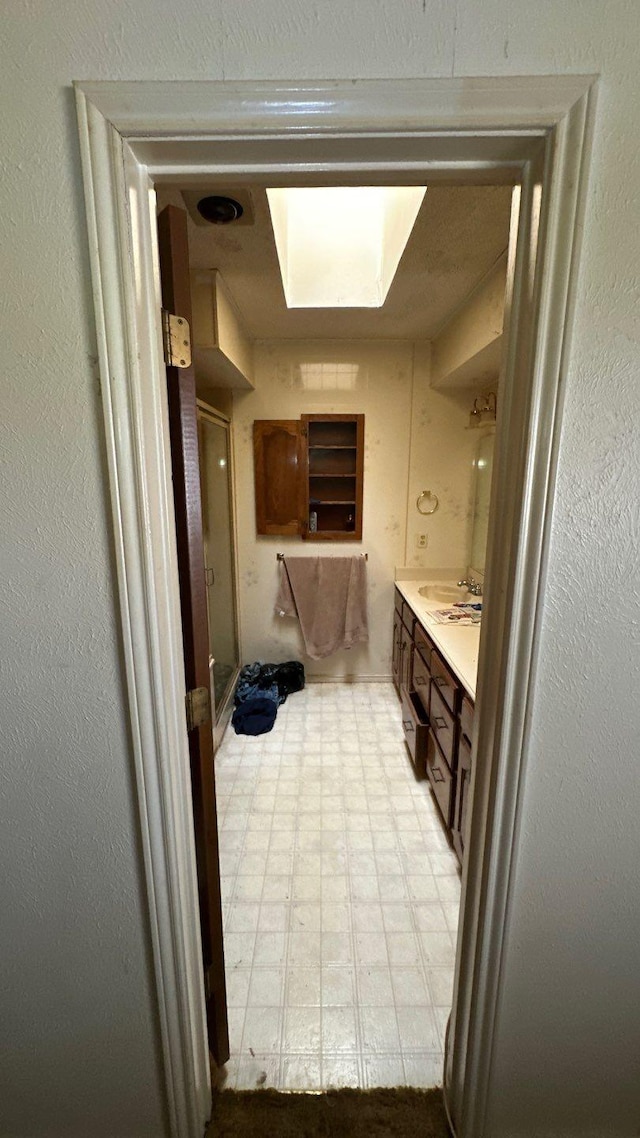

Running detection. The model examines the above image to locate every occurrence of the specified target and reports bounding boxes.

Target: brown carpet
[207,1087,450,1137]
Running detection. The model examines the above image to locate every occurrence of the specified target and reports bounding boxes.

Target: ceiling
[156,183,512,341]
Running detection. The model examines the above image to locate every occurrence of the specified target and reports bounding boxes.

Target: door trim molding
[74,77,597,1138]
[75,95,212,1138]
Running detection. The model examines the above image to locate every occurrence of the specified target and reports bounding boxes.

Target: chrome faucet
[458,578,483,597]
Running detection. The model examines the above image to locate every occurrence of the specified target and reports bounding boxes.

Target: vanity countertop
[394,578,480,700]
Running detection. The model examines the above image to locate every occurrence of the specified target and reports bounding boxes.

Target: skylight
[266,186,427,308]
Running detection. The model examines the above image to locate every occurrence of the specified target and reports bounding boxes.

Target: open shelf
[307,420,358,448]
[309,475,357,504]
[309,502,357,536]
[309,448,357,477]
[304,415,364,539]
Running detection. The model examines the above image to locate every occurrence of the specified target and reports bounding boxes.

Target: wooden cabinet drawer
[394,587,404,615]
[400,622,414,691]
[429,683,456,770]
[460,694,474,744]
[452,734,472,865]
[412,649,430,718]
[414,622,432,668]
[426,734,453,827]
[430,649,460,715]
[401,601,415,634]
[401,689,429,776]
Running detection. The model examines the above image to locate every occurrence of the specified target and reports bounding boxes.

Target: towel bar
[277,552,367,561]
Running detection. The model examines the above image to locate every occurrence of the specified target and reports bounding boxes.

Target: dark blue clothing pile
[231,660,305,736]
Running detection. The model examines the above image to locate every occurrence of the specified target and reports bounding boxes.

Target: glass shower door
[197,407,239,718]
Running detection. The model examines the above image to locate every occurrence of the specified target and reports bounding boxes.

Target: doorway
[75,76,595,1138]
[168,177,509,1092]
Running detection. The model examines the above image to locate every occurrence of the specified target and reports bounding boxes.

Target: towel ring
[416,489,439,516]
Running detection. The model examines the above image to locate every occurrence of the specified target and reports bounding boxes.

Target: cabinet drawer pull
[403,720,414,733]
[415,676,426,686]
[434,676,447,688]
[433,715,447,730]
[431,765,444,783]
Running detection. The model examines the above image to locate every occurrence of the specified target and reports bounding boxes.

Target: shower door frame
[74,76,597,1138]
[196,399,241,747]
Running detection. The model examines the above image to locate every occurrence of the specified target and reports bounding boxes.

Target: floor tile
[322,903,350,932]
[322,1053,361,1089]
[386,932,422,966]
[286,964,321,1005]
[321,967,355,1007]
[360,1006,401,1053]
[433,1004,451,1049]
[322,1006,359,1052]
[354,932,389,966]
[413,902,448,932]
[419,931,455,966]
[283,1006,321,1053]
[402,1052,444,1088]
[224,932,256,970]
[352,902,385,932]
[391,966,430,1007]
[442,901,460,934]
[426,966,456,1006]
[241,1006,281,1055]
[225,968,252,1008]
[289,930,321,966]
[396,1005,441,1052]
[363,1054,405,1088]
[281,1054,322,1090]
[217,681,460,1092]
[247,967,285,1007]
[258,902,289,932]
[253,932,287,966]
[226,903,260,933]
[381,903,414,932]
[322,932,353,965]
[357,965,395,1006]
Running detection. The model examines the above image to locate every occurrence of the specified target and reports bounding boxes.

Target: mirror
[469,428,495,574]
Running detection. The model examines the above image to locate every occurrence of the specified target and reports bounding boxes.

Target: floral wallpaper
[231,339,475,679]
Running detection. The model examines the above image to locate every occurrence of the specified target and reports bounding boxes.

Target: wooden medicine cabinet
[253,413,364,540]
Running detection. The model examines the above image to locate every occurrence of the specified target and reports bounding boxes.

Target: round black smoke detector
[196,195,244,224]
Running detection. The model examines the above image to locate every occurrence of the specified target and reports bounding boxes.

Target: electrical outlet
[416,533,427,549]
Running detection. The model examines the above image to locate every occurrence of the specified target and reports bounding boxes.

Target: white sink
[419,582,469,604]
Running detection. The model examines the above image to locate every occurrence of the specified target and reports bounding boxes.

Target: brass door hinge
[185,686,211,732]
[162,309,192,368]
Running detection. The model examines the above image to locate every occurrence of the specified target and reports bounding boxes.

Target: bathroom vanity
[392,579,479,866]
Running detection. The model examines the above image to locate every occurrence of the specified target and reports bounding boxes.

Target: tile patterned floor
[215,681,461,1091]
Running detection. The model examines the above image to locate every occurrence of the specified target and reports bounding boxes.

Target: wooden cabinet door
[452,734,472,864]
[392,608,403,694]
[254,420,305,535]
[157,204,229,1066]
[400,622,413,692]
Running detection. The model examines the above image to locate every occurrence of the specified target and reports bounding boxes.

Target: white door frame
[74,77,597,1138]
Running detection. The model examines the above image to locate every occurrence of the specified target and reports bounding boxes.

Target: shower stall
[197,401,240,742]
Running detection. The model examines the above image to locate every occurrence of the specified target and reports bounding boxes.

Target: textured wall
[2,2,640,1136]
[231,339,476,677]
[404,342,477,571]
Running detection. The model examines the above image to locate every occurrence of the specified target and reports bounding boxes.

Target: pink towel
[275,556,368,660]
